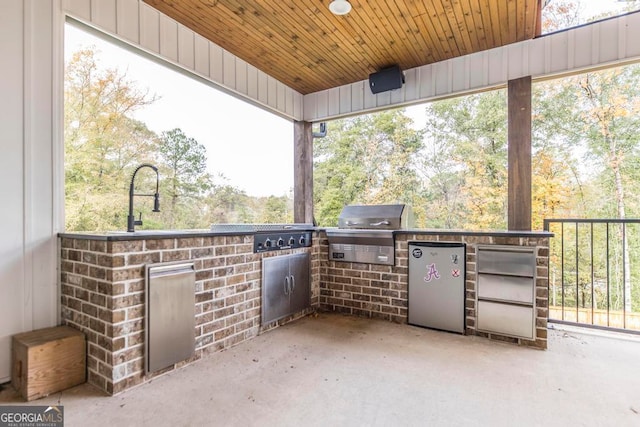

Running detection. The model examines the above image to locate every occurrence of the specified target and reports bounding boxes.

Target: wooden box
[12,326,86,401]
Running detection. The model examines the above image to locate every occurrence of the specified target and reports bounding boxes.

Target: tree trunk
[582,74,632,314]
[612,160,632,313]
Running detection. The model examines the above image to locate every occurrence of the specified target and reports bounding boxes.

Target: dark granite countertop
[58,225,317,241]
[395,228,553,238]
[57,229,246,241]
[59,227,552,241]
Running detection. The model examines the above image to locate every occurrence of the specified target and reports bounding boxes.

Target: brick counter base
[319,231,549,350]
[60,235,319,394]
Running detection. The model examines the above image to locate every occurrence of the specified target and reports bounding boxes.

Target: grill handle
[345,221,363,226]
[370,220,390,226]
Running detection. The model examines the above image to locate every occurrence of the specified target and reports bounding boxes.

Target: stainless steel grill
[327,204,413,265]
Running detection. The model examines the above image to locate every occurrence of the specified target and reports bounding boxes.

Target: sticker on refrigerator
[423,263,440,282]
[411,248,423,258]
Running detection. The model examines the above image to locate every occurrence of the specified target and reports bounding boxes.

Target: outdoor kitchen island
[58,227,551,395]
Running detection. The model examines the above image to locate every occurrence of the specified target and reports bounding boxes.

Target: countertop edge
[58,229,317,241]
[59,228,553,241]
[395,229,554,238]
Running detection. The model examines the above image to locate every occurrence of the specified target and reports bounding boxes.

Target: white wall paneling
[139,2,159,54]
[417,66,432,99]
[90,0,116,34]
[222,50,236,89]
[64,0,90,21]
[327,88,340,116]
[235,58,248,95]
[488,48,506,86]
[376,91,391,109]
[116,0,139,44]
[0,0,62,383]
[193,33,209,77]
[267,76,277,110]
[285,87,294,117]
[625,15,640,58]
[550,31,569,73]
[257,72,268,106]
[293,88,303,119]
[27,0,61,331]
[0,0,27,385]
[363,82,376,110]
[351,82,364,112]
[303,12,640,121]
[159,14,178,62]
[390,82,404,105]
[247,64,258,99]
[276,81,286,112]
[63,0,304,121]
[209,44,224,84]
[567,27,591,68]
[599,18,618,64]
[403,68,418,103]
[339,86,351,114]
[177,24,195,70]
[451,56,467,93]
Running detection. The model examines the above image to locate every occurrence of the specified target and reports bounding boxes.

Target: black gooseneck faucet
[127,164,160,232]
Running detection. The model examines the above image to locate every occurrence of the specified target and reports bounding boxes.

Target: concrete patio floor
[1,312,639,426]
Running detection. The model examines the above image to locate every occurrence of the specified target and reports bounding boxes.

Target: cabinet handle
[290,275,295,293]
[284,276,290,295]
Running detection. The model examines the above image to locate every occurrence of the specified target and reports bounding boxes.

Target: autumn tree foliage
[313,110,424,226]
[64,47,158,231]
[64,47,290,231]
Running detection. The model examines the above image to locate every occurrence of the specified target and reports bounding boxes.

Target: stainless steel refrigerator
[408,242,466,334]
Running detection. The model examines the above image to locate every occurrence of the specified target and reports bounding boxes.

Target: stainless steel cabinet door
[408,242,466,333]
[262,256,291,324]
[289,252,310,314]
[146,262,195,373]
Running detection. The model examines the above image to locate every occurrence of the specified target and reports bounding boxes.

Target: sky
[64,1,632,197]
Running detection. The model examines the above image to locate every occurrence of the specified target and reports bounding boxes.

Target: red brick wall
[318,231,549,349]
[60,234,319,394]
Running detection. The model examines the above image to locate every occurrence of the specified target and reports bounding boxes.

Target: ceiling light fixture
[329,0,352,15]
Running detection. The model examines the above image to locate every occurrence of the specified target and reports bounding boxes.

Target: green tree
[532,43,640,314]
[256,195,292,223]
[206,177,255,224]
[422,90,508,229]
[532,81,586,228]
[314,109,424,226]
[156,128,212,228]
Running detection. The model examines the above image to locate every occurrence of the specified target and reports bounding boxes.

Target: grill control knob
[277,238,285,248]
[299,236,306,246]
[288,237,296,246]
[264,238,272,248]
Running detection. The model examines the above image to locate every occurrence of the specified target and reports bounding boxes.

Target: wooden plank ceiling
[143,0,542,94]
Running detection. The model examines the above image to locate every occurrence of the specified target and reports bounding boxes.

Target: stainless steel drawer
[477,300,534,339]
[477,273,534,304]
[477,247,535,277]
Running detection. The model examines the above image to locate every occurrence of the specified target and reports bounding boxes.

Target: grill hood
[327,204,414,266]
[337,204,414,230]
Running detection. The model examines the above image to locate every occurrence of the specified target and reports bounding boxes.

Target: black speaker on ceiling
[369,65,405,94]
